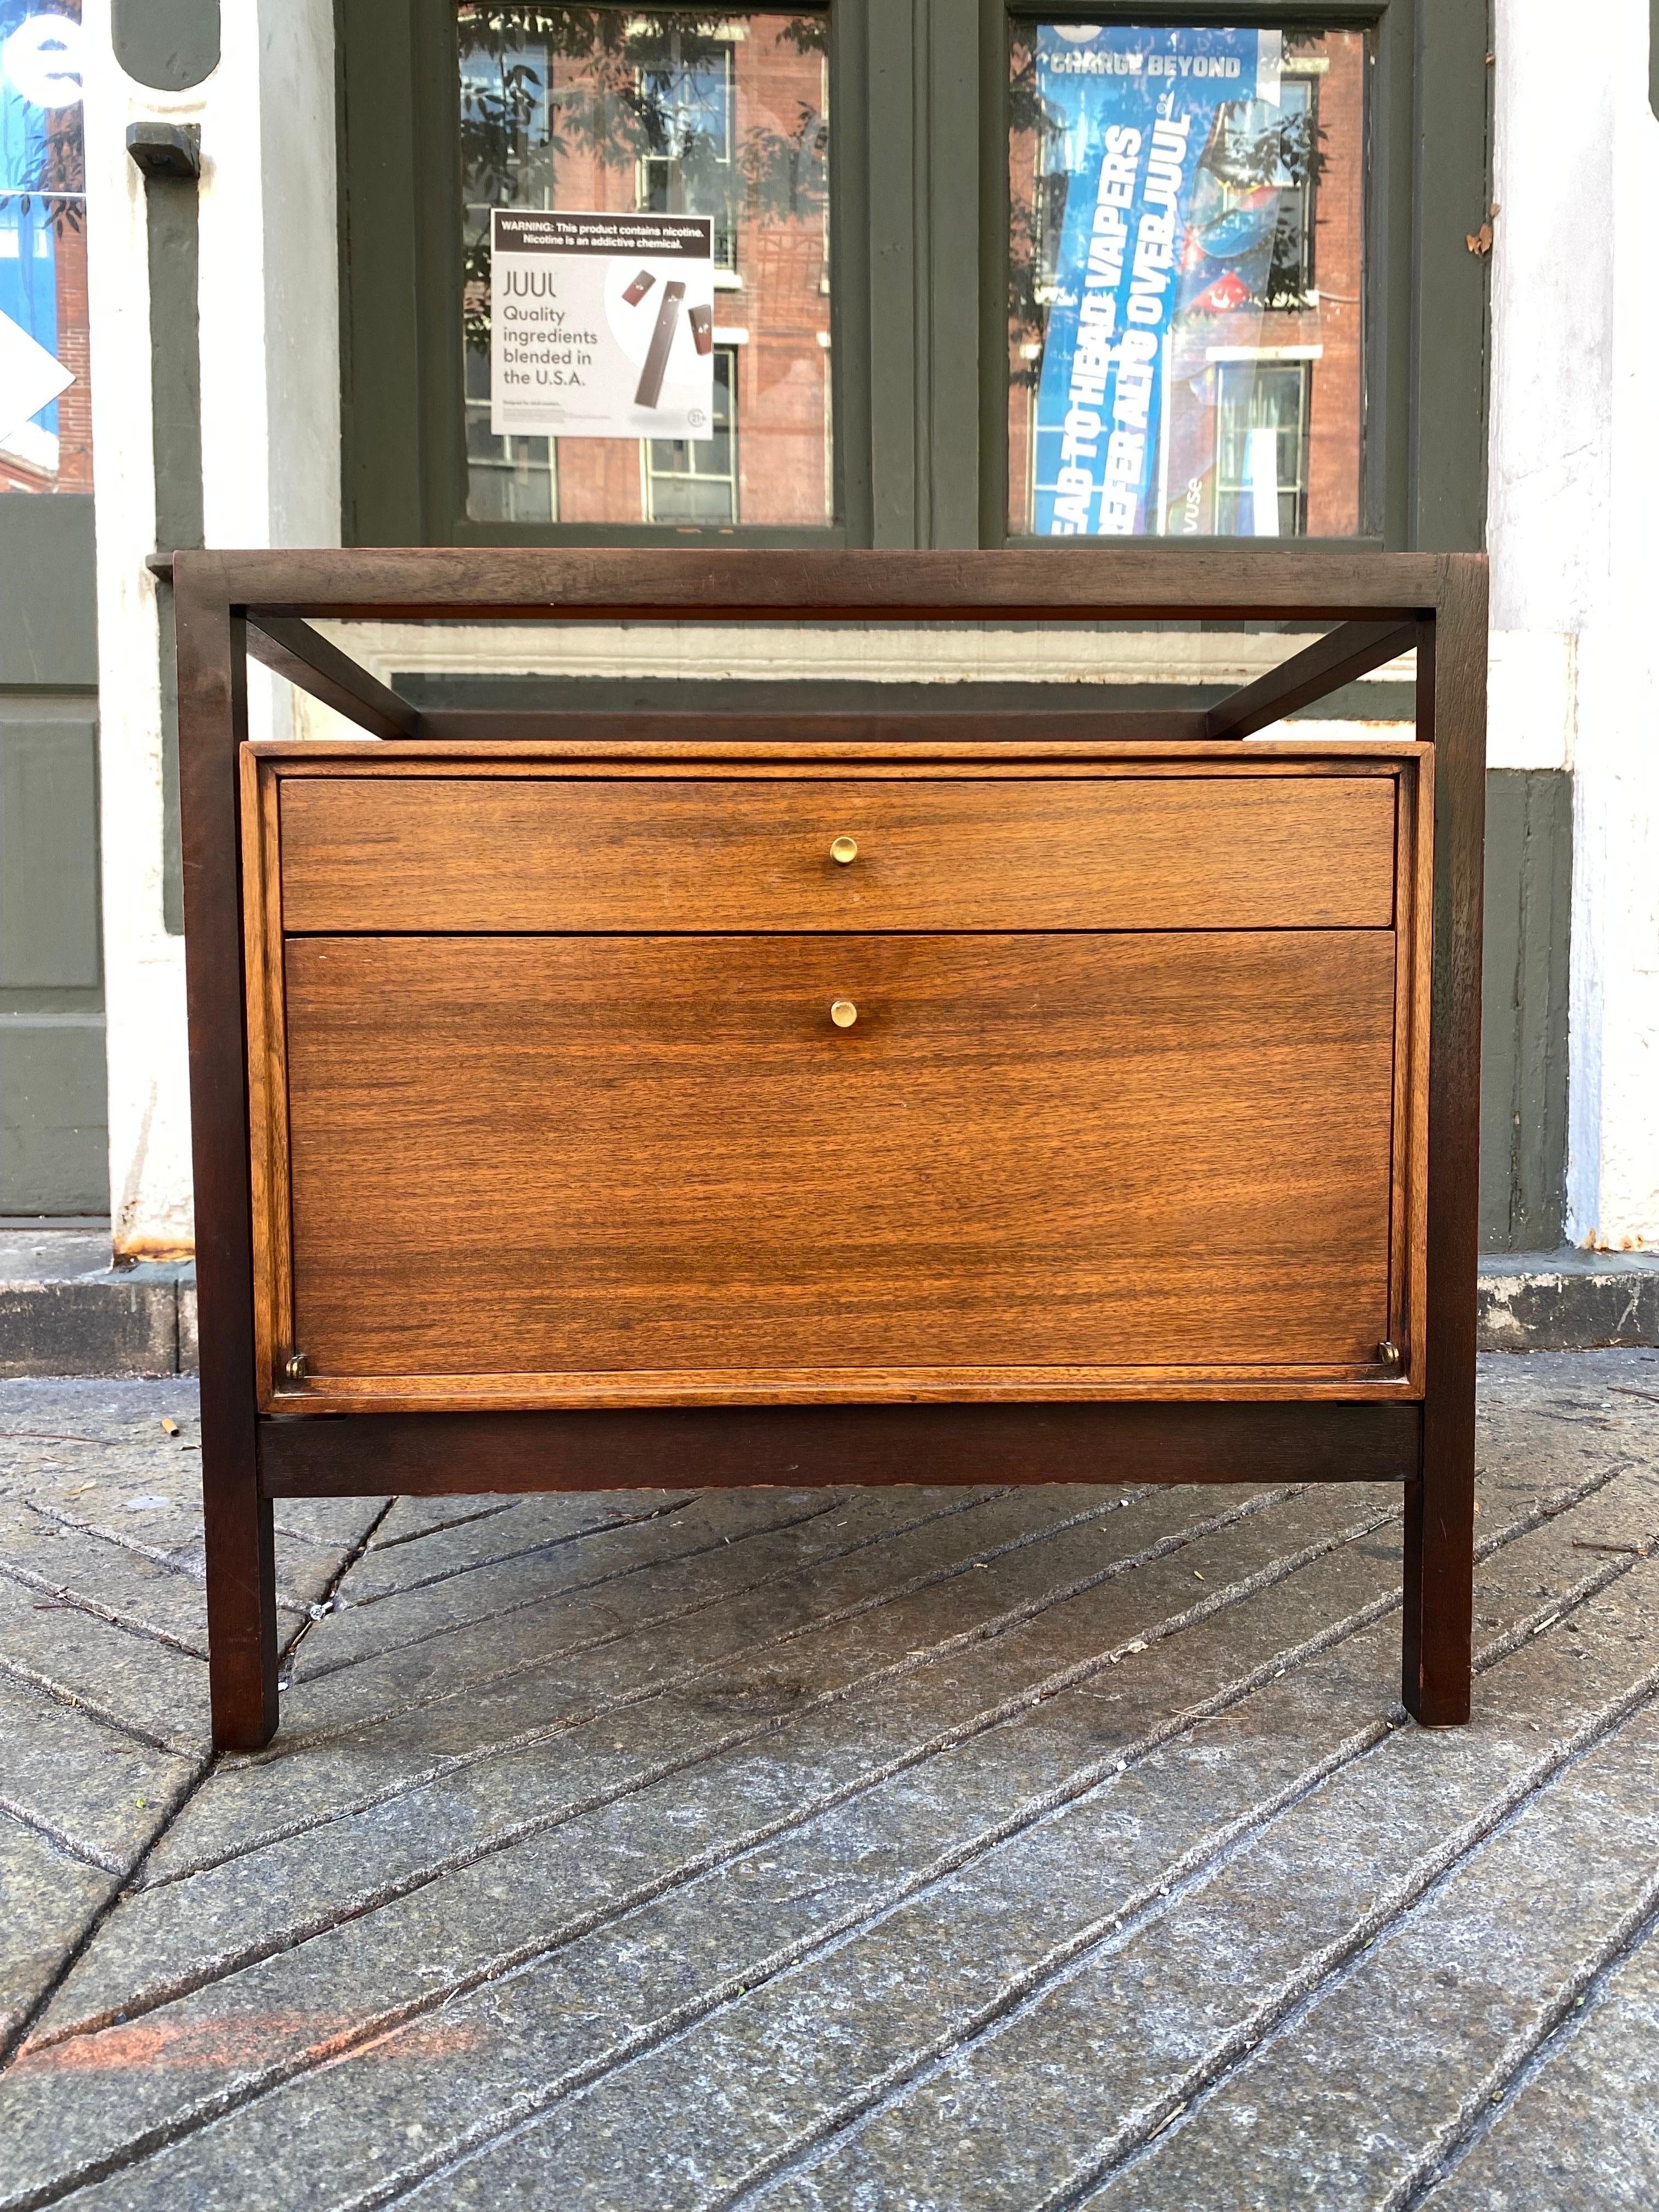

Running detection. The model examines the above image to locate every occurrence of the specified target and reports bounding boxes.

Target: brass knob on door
[830,836,859,865]
[830,999,858,1028]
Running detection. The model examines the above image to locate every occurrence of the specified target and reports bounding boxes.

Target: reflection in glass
[458,5,831,528]
[0,0,89,493]
[1008,22,1364,538]
[647,345,736,520]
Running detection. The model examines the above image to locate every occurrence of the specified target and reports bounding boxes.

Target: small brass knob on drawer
[283,1351,309,1384]
[830,998,858,1029]
[1377,1340,1401,1368]
[830,836,859,865]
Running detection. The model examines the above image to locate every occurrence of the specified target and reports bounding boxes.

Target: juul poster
[489,209,715,441]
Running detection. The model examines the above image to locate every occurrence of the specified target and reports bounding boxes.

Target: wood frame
[174,547,1486,1750]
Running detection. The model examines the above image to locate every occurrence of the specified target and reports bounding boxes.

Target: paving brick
[0,1814,112,2049]
[142,1483,1152,1881]
[376,1575,1659,2210]
[285,1485,1014,1694]
[269,1494,392,1552]
[38,1473,1647,2212]
[1427,1919,1659,2210]
[0,1498,215,1655]
[0,1356,1654,2212]
[0,1572,211,1754]
[0,1675,199,1874]
[341,1488,704,1603]
[369,1494,528,1546]
[1077,1690,1659,2211]
[49,1485,1294,2032]
[3,1545,1397,2207]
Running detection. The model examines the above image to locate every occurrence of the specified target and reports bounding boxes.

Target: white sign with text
[489,209,715,442]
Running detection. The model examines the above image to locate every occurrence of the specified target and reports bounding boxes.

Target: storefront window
[0,0,89,493]
[1007,21,1365,539]
[458,4,831,528]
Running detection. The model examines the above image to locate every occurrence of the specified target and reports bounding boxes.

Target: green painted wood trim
[145,180,204,557]
[0,497,97,689]
[112,0,221,92]
[156,583,184,936]
[396,670,1419,719]
[1410,0,1492,550]
[0,700,107,1216]
[927,0,981,546]
[865,0,921,545]
[830,0,875,543]
[0,1016,109,1214]
[0,499,105,1212]
[337,0,431,544]
[142,165,204,934]
[1480,768,1572,1252]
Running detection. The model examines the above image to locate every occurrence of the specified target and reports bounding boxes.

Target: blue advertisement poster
[1,20,58,399]
[1031,24,1282,537]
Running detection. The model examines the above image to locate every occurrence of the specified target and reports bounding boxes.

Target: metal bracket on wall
[127,123,205,937]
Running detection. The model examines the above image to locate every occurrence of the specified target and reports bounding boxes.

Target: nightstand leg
[1402,1422,1474,1725]
[204,1446,279,1750]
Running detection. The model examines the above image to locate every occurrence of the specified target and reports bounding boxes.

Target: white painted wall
[82,0,339,1257]
[1489,0,1659,1249]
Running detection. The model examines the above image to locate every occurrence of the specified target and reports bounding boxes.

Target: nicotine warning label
[489,209,715,441]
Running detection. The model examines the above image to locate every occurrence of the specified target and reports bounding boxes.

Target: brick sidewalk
[2,1355,1657,2209]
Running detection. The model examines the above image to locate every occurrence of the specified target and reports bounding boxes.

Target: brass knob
[284,1351,309,1383]
[830,836,859,865]
[830,999,858,1029]
[1376,1340,1401,1368]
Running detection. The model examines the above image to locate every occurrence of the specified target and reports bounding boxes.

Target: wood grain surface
[278,774,1397,935]
[281,929,1397,1397]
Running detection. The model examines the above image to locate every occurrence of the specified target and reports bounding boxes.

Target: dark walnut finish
[173,550,1485,1750]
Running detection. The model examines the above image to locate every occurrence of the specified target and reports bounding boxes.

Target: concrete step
[1,1228,1654,1378]
[1477,1249,1659,1352]
[0,1224,196,1379]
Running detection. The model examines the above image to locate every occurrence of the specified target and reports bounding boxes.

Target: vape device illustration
[687,302,714,356]
[634,279,686,409]
[621,268,656,306]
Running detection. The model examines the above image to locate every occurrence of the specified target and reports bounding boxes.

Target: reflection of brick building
[1007,30,1363,537]
[0,109,92,494]
[467,16,830,527]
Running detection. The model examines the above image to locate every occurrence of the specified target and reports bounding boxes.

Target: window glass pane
[647,345,736,520]
[458,5,831,528]
[0,0,90,493]
[1008,22,1364,539]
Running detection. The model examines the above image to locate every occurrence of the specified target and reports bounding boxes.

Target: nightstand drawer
[277,771,1397,935]
[279,928,1397,1398]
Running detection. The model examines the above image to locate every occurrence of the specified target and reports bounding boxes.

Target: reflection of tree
[1194,89,1327,307]
[1006,36,1046,388]
[0,106,84,239]
[459,5,828,352]
[1006,30,1331,381]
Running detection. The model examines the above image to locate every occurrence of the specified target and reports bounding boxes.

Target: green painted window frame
[336,0,1491,550]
